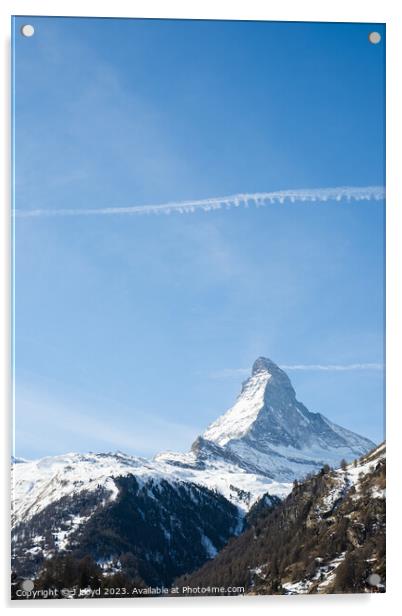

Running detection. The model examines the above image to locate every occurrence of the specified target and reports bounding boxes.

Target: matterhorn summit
[199,356,375,481]
[11,356,377,584]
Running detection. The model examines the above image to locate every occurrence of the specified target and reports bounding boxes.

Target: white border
[1,1,401,614]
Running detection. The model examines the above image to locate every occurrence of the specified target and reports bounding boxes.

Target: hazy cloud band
[281,363,384,371]
[14,186,385,218]
[211,363,384,379]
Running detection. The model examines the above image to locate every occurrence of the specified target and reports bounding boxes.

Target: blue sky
[12,17,385,458]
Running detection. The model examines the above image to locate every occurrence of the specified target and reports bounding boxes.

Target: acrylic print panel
[11,16,385,600]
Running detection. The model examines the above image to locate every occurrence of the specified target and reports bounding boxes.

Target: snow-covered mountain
[12,356,375,523]
[157,357,375,482]
[210,357,375,473]
[11,357,376,584]
[11,453,240,584]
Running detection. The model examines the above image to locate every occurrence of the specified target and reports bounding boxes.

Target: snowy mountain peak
[203,368,271,446]
[203,357,298,448]
[252,356,275,374]
[252,356,296,396]
[12,357,377,540]
[201,357,375,480]
[253,356,284,377]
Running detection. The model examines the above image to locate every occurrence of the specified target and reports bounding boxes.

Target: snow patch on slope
[283,552,347,594]
[201,534,218,559]
[12,450,292,529]
[203,372,271,446]
[12,452,169,527]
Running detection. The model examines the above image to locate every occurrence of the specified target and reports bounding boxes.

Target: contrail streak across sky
[14,185,385,218]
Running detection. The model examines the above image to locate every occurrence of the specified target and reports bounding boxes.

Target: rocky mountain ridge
[12,357,377,587]
[176,443,386,595]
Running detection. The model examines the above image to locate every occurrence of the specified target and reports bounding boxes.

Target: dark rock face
[252,356,291,380]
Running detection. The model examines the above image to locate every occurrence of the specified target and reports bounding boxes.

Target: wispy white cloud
[210,362,384,379]
[14,385,199,458]
[14,186,385,218]
[280,363,384,371]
